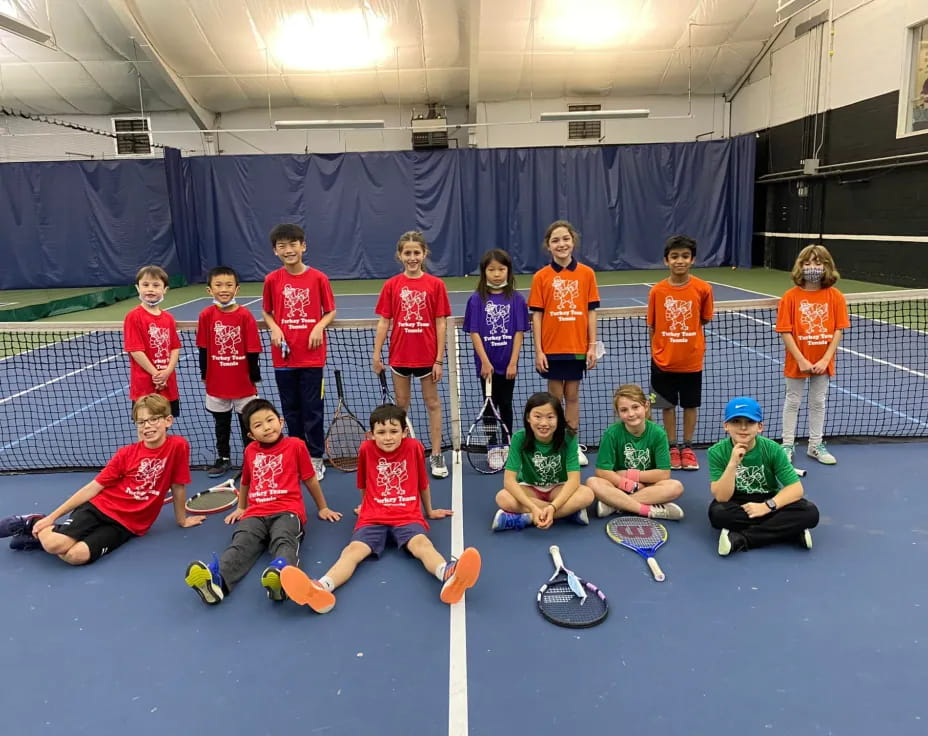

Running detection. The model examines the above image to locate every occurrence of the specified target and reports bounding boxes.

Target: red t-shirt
[123,305,181,401]
[262,267,335,368]
[90,434,191,536]
[355,437,429,530]
[240,436,314,523]
[528,260,600,358]
[196,305,262,399]
[647,277,714,372]
[775,286,849,378]
[376,273,451,368]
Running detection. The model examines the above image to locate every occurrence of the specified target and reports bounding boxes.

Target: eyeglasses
[135,416,167,427]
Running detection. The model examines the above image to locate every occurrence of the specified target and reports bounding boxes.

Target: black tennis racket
[606,517,668,582]
[378,370,415,438]
[465,376,509,474]
[185,478,239,515]
[536,545,608,628]
[325,370,368,472]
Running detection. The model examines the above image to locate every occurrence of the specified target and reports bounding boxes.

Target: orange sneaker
[440,547,482,604]
[280,565,336,614]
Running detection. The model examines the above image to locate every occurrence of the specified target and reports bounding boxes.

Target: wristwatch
[765,498,778,511]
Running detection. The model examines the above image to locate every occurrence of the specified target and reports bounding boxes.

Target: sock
[639,503,651,517]
[434,563,447,581]
[319,575,335,592]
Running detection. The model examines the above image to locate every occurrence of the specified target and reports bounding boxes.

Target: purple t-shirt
[462,291,530,376]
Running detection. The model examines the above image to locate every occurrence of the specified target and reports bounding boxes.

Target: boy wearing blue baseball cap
[707,397,819,555]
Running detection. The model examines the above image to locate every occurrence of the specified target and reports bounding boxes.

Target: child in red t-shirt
[278,404,481,613]
[184,399,342,605]
[123,265,181,416]
[0,395,203,564]
[372,231,452,479]
[196,266,262,478]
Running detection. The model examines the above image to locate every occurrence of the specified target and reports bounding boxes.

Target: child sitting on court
[278,404,481,613]
[196,265,262,477]
[588,383,685,521]
[0,394,203,564]
[185,398,342,605]
[708,397,820,555]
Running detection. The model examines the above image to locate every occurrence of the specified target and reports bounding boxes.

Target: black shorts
[55,502,136,562]
[538,358,585,382]
[391,366,433,379]
[351,523,428,558]
[650,362,702,409]
[129,399,180,417]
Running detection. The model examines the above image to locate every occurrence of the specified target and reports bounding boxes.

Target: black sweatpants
[218,512,302,591]
[708,496,820,549]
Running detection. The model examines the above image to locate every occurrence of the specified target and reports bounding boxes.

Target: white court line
[0,352,123,404]
[706,280,776,298]
[448,450,469,736]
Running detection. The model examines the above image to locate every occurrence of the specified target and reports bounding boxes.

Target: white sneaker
[648,503,685,521]
[430,454,449,479]
[782,444,795,464]
[800,529,813,550]
[311,457,326,480]
[807,443,836,465]
[577,445,589,467]
[595,500,616,518]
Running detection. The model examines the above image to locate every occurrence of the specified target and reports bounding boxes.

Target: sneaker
[680,447,699,470]
[596,500,616,518]
[311,457,326,480]
[440,547,482,604]
[0,514,43,538]
[800,529,813,550]
[717,529,747,556]
[9,533,42,551]
[782,444,795,464]
[577,445,589,467]
[807,443,836,465]
[669,446,682,470]
[280,565,335,613]
[185,556,224,605]
[648,503,685,521]
[570,508,590,525]
[430,454,449,479]
[491,510,530,531]
[206,457,231,478]
[260,557,288,601]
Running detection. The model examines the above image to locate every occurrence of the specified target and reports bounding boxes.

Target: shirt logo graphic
[735,464,765,493]
[129,457,167,500]
[531,451,562,485]
[375,458,408,497]
[623,445,651,470]
[283,284,311,318]
[399,287,427,322]
[663,296,693,332]
[213,323,242,356]
[252,453,284,490]
[798,300,828,334]
[552,278,579,311]
[147,324,170,361]
[485,302,511,336]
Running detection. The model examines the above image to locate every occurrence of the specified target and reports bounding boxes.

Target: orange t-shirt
[528,260,600,358]
[647,277,714,373]
[775,286,849,378]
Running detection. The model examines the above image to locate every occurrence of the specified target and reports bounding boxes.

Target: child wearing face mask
[775,245,848,466]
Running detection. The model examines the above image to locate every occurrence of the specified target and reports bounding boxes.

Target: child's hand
[730,443,749,464]
[796,356,814,374]
[585,346,598,370]
[741,502,769,519]
[428,508,453,519]
[31,516,57,536]
[224,508,245,524]
[505,362,518,380]
[318,507,342,522]
[480,360,494,379]
[180,515,206,527]
[534,504,554,530]
[353,504,360,515]
[269,326,285,348]
[535,354,548,373]
[308,325,325,349]
[431,362,443,383]
[372,357,385,375]
[811,357,829,374]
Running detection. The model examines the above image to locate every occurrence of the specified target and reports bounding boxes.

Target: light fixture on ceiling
[539,109,650,122]
[272,11,390,71]
[0,11,51,45]
[274,119,385,130]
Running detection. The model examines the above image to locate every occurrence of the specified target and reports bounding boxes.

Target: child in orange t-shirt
[646,235,714,471]
[775,244,848,466]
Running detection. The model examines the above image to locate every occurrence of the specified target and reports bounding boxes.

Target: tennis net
[2,289,926,472]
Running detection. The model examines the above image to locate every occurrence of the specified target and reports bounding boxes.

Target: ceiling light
[540,109,650,122]
[0,11,51,45]
[274,120,385,130]
[272,11,390,71]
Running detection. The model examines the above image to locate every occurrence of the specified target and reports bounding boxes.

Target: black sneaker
[207,457,231,478]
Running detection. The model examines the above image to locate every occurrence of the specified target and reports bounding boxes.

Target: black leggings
[211,410,250,459]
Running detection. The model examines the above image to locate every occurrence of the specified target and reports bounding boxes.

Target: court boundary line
[705,280,776,298]
[448,450,468,736]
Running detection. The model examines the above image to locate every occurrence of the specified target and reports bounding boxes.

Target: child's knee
[495,489,518,510]
[667,479,685,499]
[405,534,432,556]
[576,484,595,505]
[424,394,442,412]
[61,544,91,565]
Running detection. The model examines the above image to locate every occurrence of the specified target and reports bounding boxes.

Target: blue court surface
[1,441,926,735]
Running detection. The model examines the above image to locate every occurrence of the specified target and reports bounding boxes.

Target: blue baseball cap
[724,397,763,423]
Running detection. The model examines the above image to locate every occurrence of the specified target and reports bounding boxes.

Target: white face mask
[488,281,508,289]
[802,265,824,284]
[213,298,237,307]
[139,294,165,307]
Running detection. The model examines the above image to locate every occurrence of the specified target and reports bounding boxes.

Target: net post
[448,316,463,452]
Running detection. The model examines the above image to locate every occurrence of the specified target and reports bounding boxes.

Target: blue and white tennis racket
[606,517,668,582]
[536,545,608,628]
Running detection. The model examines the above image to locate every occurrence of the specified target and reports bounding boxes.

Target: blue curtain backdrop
[0,136,754,289]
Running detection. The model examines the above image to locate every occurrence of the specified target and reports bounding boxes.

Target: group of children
[0,224,845,608]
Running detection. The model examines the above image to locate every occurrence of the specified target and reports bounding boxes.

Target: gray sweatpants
[218,512,302,591]
[782,375,830,447]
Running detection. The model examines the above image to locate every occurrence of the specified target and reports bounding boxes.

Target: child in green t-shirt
[492,392,594,531]
[588,384,685,521]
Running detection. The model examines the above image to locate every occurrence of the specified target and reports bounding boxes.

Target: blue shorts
[351,523,428,557]
[538,358,585,382]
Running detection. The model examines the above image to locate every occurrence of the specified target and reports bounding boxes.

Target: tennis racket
[605,517,668,582]
[536,545,608,628]
[378,370,415,438]
[325,370,368,472]
[465,377,510,473]
[184,478,239,514]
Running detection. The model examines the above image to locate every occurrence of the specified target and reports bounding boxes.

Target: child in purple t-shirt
[462,249,530,434]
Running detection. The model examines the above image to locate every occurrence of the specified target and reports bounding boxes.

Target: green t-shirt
[707,435,799,496]
[595,420,671,472]
[505,429,580,486]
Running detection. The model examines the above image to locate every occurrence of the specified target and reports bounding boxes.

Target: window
[112,117,152,155]
[901,21,928,136]
[567,104,601,140]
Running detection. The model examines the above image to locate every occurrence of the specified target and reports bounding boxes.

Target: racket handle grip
[647,557,665,582]
[549,545,564,569]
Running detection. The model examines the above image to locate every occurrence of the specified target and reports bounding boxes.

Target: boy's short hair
[135,265,169,285]
[131,394,171,422]
[207,266,239,285]
[370,403,408,432]
[663,235,697,259]
[242,398,280,428]
[269,223,306,248]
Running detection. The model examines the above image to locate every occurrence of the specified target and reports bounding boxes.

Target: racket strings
[465,415,508,473]
[325,416,367,469]
[539,581,607,624]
